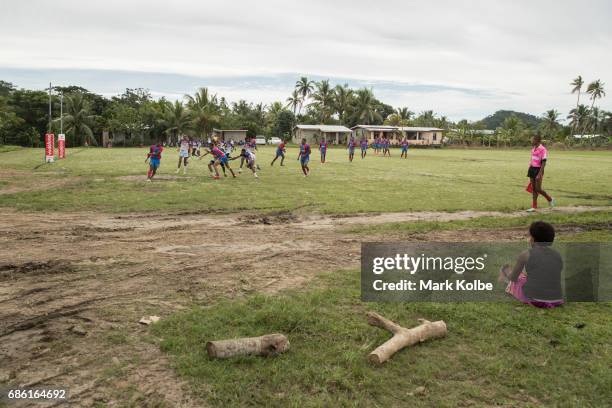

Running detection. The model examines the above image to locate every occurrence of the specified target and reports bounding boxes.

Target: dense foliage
[0,75,609,147]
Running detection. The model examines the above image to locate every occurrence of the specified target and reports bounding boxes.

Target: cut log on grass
[367,312,447,365]
[206,334,289,359]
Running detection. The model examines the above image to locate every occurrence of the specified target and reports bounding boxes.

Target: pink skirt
[506,273,564,308]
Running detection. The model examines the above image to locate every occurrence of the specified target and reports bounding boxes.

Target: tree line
[0,76,609,147]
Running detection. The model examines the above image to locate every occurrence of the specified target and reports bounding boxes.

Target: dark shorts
[150,158,160,169]
[527,166,541,178]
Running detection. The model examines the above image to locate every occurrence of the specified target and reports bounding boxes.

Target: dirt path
[0,206,609,407]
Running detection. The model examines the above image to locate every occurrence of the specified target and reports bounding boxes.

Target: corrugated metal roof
[351,125,398,130]
[398,127,445,132]
[295,124,352,132]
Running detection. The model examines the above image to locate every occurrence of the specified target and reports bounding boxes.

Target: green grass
[0,147,611,213]
[348,210,612,235]
[0,145,23,153]
[153,267,612,407]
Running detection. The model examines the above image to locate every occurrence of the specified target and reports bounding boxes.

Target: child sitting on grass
[498,221,564,308]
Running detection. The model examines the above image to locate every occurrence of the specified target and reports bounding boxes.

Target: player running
[176,135,191,174]
[231,148,259,178]
[319,137,328,163]
[200,142,236,179]
[526,134,555,212]
[347,136,356,162]
[297,138,311,177]
[360,138,368,159]
[270,140,286,166]
[145,142,164,181]
[400,137,409,159]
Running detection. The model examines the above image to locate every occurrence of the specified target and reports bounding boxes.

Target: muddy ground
[0,206,609,407]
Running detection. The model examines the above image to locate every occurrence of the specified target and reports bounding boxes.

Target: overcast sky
[1,0,610,121]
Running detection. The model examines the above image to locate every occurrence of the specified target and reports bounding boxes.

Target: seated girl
[498,221,564,308]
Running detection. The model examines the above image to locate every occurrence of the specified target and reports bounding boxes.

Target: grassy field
[2,145,611,407]
[154,263,611,407]
[0,146,611,213]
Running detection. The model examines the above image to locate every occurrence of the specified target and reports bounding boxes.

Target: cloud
[0,0,610,120]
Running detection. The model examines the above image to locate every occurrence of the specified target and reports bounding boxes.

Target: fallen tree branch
[367,312,447,364]
[206,334,289,359]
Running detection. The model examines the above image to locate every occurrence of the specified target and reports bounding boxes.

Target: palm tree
[579,80,606,137]
[333,84,354,124]
[455,119,472,146]
[162,100,191,144]
[567,105,589,136]
[586,80,606,110]
[541,109,560,140]
[58,93,97,146]
[311,80,335,122]
[185,87,218,111]
[286,89,302,116]
[496,115,523,147]
[417,110,436,127]
[571,76,584,108]
[185,88,220,138]
[396,107,414,122]
[352,88,382,125]
[295,77,314,114]
[385,107,414,127]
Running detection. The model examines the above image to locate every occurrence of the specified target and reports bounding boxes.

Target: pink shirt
[530,144,548,167]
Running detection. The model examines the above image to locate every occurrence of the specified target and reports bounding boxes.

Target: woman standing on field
[526,134,555,212]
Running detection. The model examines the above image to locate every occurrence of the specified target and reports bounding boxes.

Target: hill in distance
[478,110,543,129]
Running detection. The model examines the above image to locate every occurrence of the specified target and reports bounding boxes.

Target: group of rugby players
[146,134,414,181]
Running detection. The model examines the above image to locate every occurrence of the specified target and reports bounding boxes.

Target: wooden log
[206,334,289,359]
[367,312,447,364]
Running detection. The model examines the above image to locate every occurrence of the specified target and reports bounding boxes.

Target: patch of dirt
[0,205,609,406]
[0,260,74,280]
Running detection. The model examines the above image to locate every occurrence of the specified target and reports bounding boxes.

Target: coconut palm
[579,80,606,137]
[571,76,584,108]
[161,100,191,144]
[586,80,606,109]
[333,84,354,124]
[295,77,314,114]
[185,87,217,110]
[58,93,97,146]
[385,107,414,127]
[185,88,220,138]
[311,80,335,122]
[417,110,436,127]
[352,88,382,125]
[541,109,560,140]
[286,89,302,116]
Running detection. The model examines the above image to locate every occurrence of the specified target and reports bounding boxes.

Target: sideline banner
[44,133,55,162]
[58,134,66,159]
[361,242,611,302]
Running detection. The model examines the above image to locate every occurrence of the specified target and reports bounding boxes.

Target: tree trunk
[206,334,289,359]
[367,312,447,365]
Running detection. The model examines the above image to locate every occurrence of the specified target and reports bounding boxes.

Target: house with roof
[293,124,353,144]
[351,125,444,146]
[212,128,249,143]
[351,125,400,143]
[398,127,445,146]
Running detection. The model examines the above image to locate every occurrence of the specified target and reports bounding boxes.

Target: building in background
[293,125,353,144]
[212,129,249,143]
